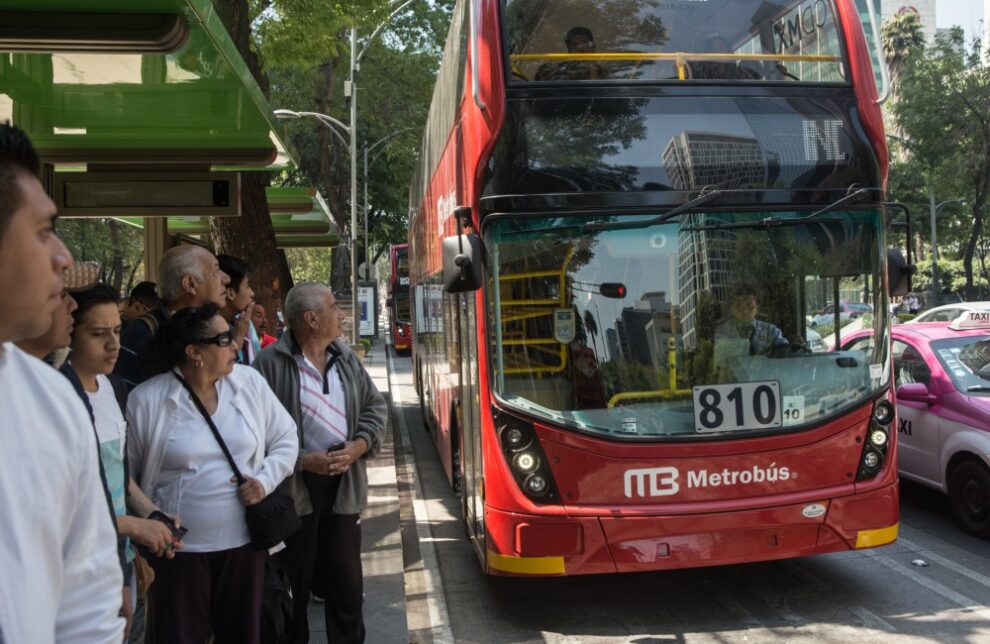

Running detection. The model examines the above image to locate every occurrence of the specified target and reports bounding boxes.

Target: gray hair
[285,282,331,329]
[157,246,206,303]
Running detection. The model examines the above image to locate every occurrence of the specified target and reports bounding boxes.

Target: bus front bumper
[484,482,899,576]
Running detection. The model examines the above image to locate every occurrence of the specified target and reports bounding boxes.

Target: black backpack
[260,554,294,644]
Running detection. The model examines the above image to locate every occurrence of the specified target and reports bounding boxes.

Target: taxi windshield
[485,209,889,440]
[931,336,990,396]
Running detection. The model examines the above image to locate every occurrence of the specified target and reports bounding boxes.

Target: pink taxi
[842,312,990,538]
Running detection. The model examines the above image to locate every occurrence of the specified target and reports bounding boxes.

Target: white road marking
[389,348,455,644]
[896,535,990,590]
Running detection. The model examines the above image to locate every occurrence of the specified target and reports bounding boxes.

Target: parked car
[841,312,990,538]
[810,302,872,328]
[905,301,990,324]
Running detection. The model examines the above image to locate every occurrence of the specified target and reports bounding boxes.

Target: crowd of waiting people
[0,122,386,643]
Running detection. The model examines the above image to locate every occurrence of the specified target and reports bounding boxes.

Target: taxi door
[893,339,943,485]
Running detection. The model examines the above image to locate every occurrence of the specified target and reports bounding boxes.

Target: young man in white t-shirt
[0,123,125,643]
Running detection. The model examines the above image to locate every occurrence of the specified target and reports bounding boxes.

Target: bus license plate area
[692,381,782,433]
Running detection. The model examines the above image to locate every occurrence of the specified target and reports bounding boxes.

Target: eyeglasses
[198,331,235,347]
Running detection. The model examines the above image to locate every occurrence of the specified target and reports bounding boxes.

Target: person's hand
[300,451,334,475]
[232,301,256,346]
[121,585,134,639]
[123,516,176,558]
[234,476,266,506]
[326,439,369,476]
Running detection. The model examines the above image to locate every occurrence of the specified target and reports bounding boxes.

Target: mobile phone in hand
[327,442,346,453]
[148,510,188,541]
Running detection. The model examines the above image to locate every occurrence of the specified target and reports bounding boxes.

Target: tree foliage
[257,0,454,291]
[887,27,990,300]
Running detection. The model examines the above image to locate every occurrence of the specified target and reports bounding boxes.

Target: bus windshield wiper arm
[580,188,723,233]
[682,187,871,232]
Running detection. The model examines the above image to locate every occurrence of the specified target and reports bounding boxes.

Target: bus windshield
[394,288,412,325]
[486,210,889,440]
[505,0,847,83]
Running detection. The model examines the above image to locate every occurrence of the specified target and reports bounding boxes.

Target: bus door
[457,290,484,540]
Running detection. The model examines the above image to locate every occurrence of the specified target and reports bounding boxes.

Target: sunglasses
[198,331,235,347]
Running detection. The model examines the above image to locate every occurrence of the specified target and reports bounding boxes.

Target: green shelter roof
[0,0,296,169]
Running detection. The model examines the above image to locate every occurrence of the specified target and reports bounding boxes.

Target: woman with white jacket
[127,303,297,644]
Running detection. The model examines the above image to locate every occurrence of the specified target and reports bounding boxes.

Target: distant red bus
[388,244,412,353]
[409,0,902,576]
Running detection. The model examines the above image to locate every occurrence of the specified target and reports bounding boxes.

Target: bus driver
[714,285,789,379]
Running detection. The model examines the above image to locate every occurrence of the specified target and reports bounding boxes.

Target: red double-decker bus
[409,0,905,576]
[388,244,412,353]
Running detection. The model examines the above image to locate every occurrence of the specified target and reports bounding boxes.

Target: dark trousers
[147,543,265,644]
[281,472,365,643]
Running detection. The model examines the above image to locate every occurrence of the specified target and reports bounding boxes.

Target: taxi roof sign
[949,311,990,330]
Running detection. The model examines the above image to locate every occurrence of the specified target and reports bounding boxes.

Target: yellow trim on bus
[487,550,566,575]
[511,52,841,63]
[855,523,899,548]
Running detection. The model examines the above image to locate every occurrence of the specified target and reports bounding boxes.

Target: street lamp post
[930,196,965,304]
[361,127,415,279]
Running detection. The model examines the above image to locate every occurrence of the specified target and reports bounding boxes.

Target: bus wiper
[580,188,723,233]
[682,187,871,232]
[501,188,724,237]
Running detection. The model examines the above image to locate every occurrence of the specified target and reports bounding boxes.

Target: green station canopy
[114,187,341,247]
[0,0,296,169]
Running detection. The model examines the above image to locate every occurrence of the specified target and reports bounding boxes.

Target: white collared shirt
[295,352,348,452]
[0,343,124,643]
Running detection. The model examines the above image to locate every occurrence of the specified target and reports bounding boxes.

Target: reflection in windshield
[486,211,888,439]
[505,0,847,83]
[934,338,990,395]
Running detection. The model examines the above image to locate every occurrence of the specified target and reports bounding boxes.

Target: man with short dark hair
[218,254,260,365]
[0,122,125,642]
[120,281,160,325]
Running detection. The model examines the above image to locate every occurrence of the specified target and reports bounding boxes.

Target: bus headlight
[513,451,540,474]
[872,400,893,425]
[857,395,894,481]
[494,407,560,505]
[524,474,548,495]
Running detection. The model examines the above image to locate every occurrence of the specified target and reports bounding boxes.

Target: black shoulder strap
[173,372,246,485]
[109,374,129,415]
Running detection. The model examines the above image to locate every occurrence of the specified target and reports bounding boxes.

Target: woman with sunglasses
[126,303,298,643]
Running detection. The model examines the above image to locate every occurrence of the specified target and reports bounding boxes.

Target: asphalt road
[388,351,990,644]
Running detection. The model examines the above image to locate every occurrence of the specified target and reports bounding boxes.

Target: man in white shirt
[0,122,125,643]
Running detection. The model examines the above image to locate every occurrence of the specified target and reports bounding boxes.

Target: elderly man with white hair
[253,282,387,644]
[114,245,229,388]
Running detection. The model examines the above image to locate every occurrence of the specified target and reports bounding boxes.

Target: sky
[937,0,985,44]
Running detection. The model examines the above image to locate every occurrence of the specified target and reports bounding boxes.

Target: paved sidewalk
[308,335,408,643]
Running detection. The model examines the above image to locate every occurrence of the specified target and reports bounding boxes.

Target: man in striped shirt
[254,283,387,643]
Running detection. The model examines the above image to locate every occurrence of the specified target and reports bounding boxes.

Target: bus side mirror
[887,248,914,297]
[442,234,483,293]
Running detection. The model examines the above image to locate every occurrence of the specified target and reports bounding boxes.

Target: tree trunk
[108,219,124,292]
[211,0,292,316]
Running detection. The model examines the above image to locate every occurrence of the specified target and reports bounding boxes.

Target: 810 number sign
[692,381,782,433]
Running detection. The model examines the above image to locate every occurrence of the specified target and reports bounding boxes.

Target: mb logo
[624,467,680,498]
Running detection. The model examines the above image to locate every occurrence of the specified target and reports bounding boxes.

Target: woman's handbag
[175,373,301,550]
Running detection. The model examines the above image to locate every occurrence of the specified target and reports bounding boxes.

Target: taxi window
[930,308,960,322]
[893,340,931,387]
[845,337,875,354]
